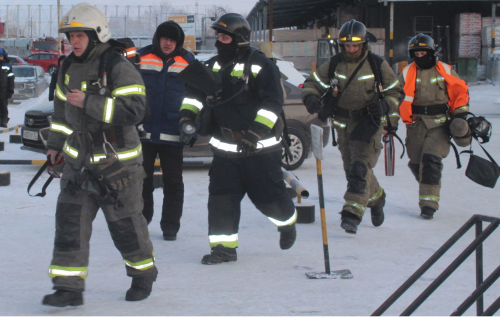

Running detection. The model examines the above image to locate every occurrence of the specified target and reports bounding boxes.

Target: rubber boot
[125,266,158,301]
[201,245,237,265]
[370,192,386,227]
[420,206,436,219]
[278,223,296,250]
[0,117,8,128]
[162,230,177,241]
[42,290,83,307]
[340,210,361,234]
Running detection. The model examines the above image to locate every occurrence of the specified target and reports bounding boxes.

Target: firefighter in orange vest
[398,34,471,219]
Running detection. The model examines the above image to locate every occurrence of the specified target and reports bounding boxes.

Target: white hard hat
[59,3,111,43]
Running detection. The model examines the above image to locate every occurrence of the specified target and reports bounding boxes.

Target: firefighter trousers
[406,120,451,211]
[49,163,156,292]
[336,124,384,219]
[207,150,296,249]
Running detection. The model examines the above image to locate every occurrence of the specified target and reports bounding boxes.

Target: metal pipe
[39,5,41,38]
[389,2,394,65]
[401,220,499,316]
[372,214,478,316]
[492,3,496,54]
[475,220,484,315]
[482,295,500,316]
[451,264,500,316]
[269,0,273,43]
[282,170,309,199]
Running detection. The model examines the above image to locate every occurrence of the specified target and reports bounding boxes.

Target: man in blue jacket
[138,21,194,241]
[0,48,14,127]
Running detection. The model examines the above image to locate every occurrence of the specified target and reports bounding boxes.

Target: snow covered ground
[0,85,499,316]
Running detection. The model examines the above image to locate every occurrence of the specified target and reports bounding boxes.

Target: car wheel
[48,65,57,75]
[282,122,311,171]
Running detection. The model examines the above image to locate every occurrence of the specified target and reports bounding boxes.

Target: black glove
[96,154,132,192]
[304,95,322,114]
[237,130,260,155]
[368,100,389,121]
[179,117,197,145]
[318,104,334,122]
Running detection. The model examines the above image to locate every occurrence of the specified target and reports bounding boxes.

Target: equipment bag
[461,140,499,188]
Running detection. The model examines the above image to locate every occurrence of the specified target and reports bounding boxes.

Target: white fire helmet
[59,3,111,43]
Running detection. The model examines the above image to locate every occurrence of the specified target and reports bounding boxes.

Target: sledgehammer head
[306,269,353,279]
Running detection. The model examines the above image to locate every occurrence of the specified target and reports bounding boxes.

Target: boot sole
[341,222,357,234]
[42,299,83,307]
[371,215,384,227]
[420,213,433,220]
[201,256,237,265]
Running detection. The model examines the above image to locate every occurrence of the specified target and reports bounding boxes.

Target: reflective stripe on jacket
[138,46,194,146]
[400,61,469,124]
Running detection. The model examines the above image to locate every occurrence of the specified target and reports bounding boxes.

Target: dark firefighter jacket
[0,58,15,100]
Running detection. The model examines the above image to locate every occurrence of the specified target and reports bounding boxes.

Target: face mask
[215,40,238,65]
[414,53,436,69]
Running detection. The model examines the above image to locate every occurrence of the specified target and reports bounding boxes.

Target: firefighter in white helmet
[42,3,157,307]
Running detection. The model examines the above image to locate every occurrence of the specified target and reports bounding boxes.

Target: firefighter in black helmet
[302,19,403,234]
[399,33,470,219]
[178,13,297,264]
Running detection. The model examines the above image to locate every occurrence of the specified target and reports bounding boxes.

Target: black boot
[0,117,8,128]
[201,245,237,265]
[162,230,177,241]
[42,290,83,307]
[125,266,158,301]
[278,223,296,250]
[420,206,436,219]
[340,210,361,234]
[370,192,386,227]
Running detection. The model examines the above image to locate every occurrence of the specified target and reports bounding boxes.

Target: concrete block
[9,135,22,144]
[0,171,11,186]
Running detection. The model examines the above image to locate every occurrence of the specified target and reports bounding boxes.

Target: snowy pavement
[0,85,499,316]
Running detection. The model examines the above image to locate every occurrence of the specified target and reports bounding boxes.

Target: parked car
[11,65,49,101]
[24,51,59,74]
[8,55,28,65]
[21,79,329,170]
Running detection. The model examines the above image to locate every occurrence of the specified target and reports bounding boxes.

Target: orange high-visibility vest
[400,61,469,124]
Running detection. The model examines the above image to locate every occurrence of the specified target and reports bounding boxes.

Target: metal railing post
[475,220,484,315]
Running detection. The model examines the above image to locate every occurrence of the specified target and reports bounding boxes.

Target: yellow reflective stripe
[231,63,245,77]
[50,122,73,135]
[180,97,203,114]
[332,119,346,129]
[336,73,347,80]
[313,71,329,89]
[124,258,154,271]
[358,74,374,81]
[112,85,146,97]
[103,98,115,123]
[434,116,449,124]
[64,74,69,85]
[209,136,281,152]
[368,187,384,203]
[56,84,67,101]
[81,81,87,92]
[48,265,87,278]
[209,233,238,248]
[255,109,278,129]
[268,210,297,227]
[90,144,142,163]
[213,62,221,72]
[420,195,440,202]
[382,80,399,92]
[251,64,262,77]
[344,201,366,213]
[63,142,78,158]
[455,106,470,112]
[416,78,421,83]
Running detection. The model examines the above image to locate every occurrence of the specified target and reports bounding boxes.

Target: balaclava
[67,30,100,62]
[414,49,436,69]
[215,29,238,65]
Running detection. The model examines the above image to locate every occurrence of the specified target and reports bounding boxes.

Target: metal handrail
[372,214,500,316]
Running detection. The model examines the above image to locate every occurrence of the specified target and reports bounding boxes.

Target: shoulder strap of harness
[327,54,343,80]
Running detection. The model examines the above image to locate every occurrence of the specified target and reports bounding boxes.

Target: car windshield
[10,56,27,64]
[13,67,35,77]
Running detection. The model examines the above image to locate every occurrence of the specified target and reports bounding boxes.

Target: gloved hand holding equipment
[368,100,388,121]
[304,95,322,114]
[237,130,260,155]
[96,154,132,191]
[179,117,197,146]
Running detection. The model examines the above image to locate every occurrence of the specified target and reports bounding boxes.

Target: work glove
[237,130,260,155]
[304,95,322,114]
[179,117,197,146]
[318,104,334,122]
[368,100,389,122]
[96,154,131,192]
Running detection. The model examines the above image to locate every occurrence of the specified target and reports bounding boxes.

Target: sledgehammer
[305,125,352,280]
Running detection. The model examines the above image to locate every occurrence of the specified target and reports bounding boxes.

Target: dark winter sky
[10,0,259,16]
